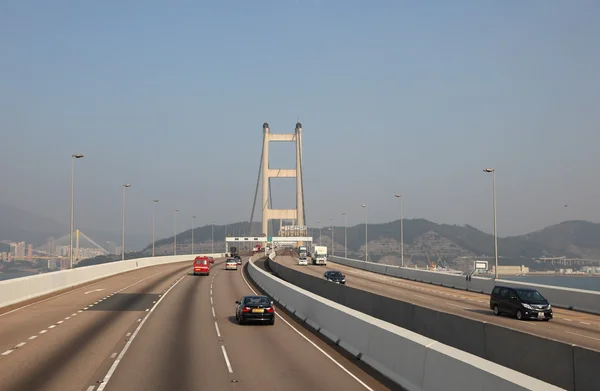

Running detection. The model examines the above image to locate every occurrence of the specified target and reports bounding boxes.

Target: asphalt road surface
[0,257,403,391]
[275,254,600,351]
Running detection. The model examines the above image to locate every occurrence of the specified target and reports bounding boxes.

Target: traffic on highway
[275,250,600,351]
[0,255,400,391]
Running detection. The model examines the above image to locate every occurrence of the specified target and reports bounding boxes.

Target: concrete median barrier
[330,256,600,315]
[0,253,225,310]
[248,257,561,391]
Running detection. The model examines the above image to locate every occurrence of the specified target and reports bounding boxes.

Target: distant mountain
[0,203,149,251]
[153,219,600,265]
[0,203,68,245]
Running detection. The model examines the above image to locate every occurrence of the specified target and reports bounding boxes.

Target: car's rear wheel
[516,309,523,320]
[493,305,500,315]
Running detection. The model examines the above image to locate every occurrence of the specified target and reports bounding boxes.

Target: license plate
[252,309,264,313]
[538,312,545,319]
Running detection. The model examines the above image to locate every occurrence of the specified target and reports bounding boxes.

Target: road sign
[474,260,488,270]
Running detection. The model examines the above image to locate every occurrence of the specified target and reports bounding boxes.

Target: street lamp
[483,168,499,279]
[121,184,131,261]
[394,194,404,267]
[152,200,159,257]
[211,221,215,253]
[361,204,368,262]
[192,215,196,255]
[69,153,84,269]
[173,209,180,255]
[330,218,334,256]
[341,212,347,258]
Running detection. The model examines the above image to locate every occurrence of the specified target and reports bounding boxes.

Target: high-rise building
[15,242,26,260]
[47,237,56,256]
[27,244,33,262]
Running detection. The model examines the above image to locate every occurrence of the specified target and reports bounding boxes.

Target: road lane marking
[126,333,132,337]
[65,317,71,320]
[39,330,47,334]
[580,322,591,325]
[48,325,56,329]
[96,274,186,391]
[240,262,376,391]
[214,322,221,337]
[448,303,470,309]
[1,350,13,356]
[413,294,433,300]
[210,297,213,305]
[565,331,600,342]
[57,320,64,324]
[210,289,212,295]
[212,307,216,318]
[28,336,37,340]
[110,352,117,359]
[15,342,26,348]
[86,386,96,391]
[221,345,233,373]
[0,267,178,318]
[85,289,105,295]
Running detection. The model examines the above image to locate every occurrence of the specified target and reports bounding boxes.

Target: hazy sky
[1,1,599,241]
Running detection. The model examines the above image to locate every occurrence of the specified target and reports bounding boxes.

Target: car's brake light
[265,307,274,313]
[242,307,251,313]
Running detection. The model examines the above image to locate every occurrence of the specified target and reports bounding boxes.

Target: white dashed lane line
[214,322,221,337]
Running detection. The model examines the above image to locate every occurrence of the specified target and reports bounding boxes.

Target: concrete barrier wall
[0,253,225,310]
[330,256,600,315]
[271,257,598,390]
[248,257,561,391]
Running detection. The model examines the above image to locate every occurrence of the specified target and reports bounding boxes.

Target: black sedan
[235,295,275,325]
[324,270,346,284]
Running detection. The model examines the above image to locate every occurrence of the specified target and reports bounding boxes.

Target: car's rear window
[195,260,207,265]
[245,297,270,306]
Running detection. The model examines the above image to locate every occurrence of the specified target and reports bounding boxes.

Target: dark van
[490,285,552,321]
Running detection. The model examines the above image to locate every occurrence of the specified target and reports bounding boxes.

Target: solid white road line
[221,345,233,373]
[96,274,187,391]
[214,322,221,337]
[240,263,375,391]
[565,331,600,342]
[0,267,174,318]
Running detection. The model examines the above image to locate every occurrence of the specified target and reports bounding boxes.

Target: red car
[193,256,210,276]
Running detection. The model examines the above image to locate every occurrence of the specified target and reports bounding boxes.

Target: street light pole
[484,168,499,279]
[211,221,215,253]
[174,209,179,255]
[395,194,404,267]
[192,215,196,255]
[342,212,347,258]
[361,204,368,262]
[121,184,131,261]
[69,154,84,269]
[152,200,159,257]
[330,218,334,256]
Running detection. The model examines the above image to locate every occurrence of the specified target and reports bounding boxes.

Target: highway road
[275,254,600,351]
[0,256,402,391]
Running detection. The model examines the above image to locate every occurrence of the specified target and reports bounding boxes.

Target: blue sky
[1,1,599,244]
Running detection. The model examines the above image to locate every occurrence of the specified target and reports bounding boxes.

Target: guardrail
[248,253,562,391]
[330,256,600,315]
[0,253,226,310]
[270,255,599,391]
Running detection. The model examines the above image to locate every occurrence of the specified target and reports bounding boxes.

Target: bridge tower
[259,122,305,238]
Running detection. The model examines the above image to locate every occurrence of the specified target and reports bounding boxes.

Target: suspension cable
[249,130,266,236]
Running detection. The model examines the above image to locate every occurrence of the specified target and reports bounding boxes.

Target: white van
[298,256,308,266]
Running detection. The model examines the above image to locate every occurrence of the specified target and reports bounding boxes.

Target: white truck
[310,245,328,265]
